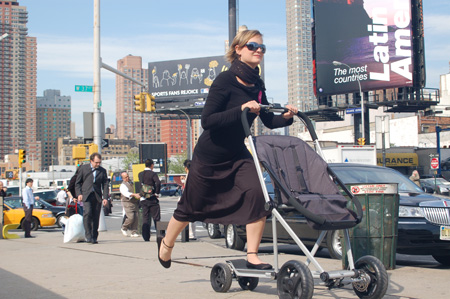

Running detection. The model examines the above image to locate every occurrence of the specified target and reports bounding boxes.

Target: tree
[122,149,139,170]
[168,151,188,174]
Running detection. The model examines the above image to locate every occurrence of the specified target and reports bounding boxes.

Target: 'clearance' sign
[377,153,418,167]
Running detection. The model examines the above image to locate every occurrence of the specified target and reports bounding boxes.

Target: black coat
[75,163,109,202]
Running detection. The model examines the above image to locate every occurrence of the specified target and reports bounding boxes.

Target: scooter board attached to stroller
[210,259,275,293]
[210,104,389,299]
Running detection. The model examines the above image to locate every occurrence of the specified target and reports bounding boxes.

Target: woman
[158,29,298,269]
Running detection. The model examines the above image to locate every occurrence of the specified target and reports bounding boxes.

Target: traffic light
[89,143,99,156]
[134,93,145,112]
[145,92,156,112]
[357,138,366,145]
[72,146,86,159]
[18,149,26,167]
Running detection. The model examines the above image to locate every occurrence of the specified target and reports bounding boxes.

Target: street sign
[431,157,439,169]
[83,138,109,148]
[139,143,167,173]
[75,85,93,92]
[345,107,361,114]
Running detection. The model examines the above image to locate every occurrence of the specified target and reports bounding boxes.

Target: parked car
[224,163,450,266]
[4,196,66,228]
[2,202,56,231]
[34,189,59,206]
[420,177,450,195]
[3,186,20,196]
[440,157,450,170]
[160,183,182,196]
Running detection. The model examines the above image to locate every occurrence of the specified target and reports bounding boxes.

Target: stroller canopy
[254,135,359,230]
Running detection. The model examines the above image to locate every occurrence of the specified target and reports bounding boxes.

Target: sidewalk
[0,229,448,299]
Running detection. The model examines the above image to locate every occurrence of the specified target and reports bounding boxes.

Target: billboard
[148,56,230,110]
[313,0,418,96]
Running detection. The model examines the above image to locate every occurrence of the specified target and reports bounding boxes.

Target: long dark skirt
[173,151,270,226]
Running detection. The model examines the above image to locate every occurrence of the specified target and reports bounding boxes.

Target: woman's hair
[225,29,263,63]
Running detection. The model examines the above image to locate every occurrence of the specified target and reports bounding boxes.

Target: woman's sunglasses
[244,42,266,54]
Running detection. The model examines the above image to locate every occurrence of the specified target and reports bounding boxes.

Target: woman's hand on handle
[282,104,298,119]
[241,100,261,115]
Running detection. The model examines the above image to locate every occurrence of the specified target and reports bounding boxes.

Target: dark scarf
[229,59,265,90]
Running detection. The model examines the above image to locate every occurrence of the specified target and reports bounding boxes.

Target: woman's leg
[245,217,267,264]
[159,216,189,261]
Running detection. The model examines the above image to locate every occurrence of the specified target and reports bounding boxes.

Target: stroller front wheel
[277,260,314,299]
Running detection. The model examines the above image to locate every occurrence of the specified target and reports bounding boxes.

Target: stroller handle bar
[241,104,318,141]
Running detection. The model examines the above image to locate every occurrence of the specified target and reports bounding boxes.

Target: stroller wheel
[277,260,313,299]
[353,255,388,299]
[210,263,233,293]
[237,276,258,291]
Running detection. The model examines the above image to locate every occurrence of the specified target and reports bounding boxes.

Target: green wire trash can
[343,183,399,270]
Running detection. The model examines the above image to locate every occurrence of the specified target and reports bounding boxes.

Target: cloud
[423,13,450,87]
[424,15,450,36]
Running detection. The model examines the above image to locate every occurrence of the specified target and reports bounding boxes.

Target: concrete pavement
[0,228,449,299]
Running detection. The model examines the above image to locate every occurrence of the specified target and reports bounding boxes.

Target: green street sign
[75,85,93,92]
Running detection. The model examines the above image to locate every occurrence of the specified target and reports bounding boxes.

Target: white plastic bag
[63,214,85,243]
[60,216,68,226]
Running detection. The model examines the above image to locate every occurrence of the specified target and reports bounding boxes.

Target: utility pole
[93,0,102,153]
[92,0,148,154]
[229,0,237,44]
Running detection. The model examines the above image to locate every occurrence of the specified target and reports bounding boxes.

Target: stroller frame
[210,104,388,299]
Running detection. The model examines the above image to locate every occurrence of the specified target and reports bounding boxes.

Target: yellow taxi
[3,202,56,230]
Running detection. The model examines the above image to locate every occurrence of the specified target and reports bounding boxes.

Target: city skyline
[18,0,450,136]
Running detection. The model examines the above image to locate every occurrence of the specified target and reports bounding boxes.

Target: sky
[17,0,450,136]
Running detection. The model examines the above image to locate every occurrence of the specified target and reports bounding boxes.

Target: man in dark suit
[75,152,109,244]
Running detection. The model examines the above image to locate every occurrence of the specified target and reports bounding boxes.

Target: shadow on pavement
[0,268,64,299]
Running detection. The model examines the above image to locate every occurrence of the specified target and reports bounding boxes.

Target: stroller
[210,104,388,299]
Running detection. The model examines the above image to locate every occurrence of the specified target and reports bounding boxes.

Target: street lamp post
[169,108,192,160]
[93,0,102,153]
[333,61,365,140]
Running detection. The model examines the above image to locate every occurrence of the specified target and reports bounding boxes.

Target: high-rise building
[116,55,160,143]
[0,0,37,160]
[36,89,71,170]
[286,0,315,137]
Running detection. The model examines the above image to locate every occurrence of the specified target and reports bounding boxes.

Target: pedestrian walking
[158,29,297,269]
[120,172,141,237]
[0,181,6,198]
[56,186,67,206]
[22,178,38,238]
[74,153,109,244]
[182,159,196,240]
[410,170,421,187]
